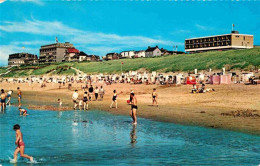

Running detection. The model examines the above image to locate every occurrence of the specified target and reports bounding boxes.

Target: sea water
[0,106,259,166]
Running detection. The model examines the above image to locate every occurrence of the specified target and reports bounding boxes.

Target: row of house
[103,46,184,60]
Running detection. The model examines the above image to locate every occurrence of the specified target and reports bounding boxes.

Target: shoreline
[1,82,260,136]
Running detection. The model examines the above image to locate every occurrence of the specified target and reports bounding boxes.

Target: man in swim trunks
[130,93,138,125]
[0,89,7,111]
[13,124,33,163]
[17,87,22,107]
[6,90,13,106]
[152,88,158,106]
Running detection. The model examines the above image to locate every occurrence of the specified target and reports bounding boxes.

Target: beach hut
[241,73,254,82]
[210,75,220,84]
[176,74,184,84]
[220,75,232,84]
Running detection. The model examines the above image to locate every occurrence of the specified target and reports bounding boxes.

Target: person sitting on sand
[6,90,13,106]
[57,99,62,107]
[0,89,7,111]
[152,88,158,106]
[17,87,22,107]
[72,90,79,110]
[130,93,138,125]
[83,92,89,110]
[13,124,34,163]
[19,107,29,116]
[191,84,198,93]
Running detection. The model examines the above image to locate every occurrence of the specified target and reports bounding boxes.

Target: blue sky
[0,0,259,66]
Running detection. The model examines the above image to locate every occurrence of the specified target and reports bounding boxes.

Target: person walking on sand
[94,86,99,101]
[83,92,89,110]
[17,87,22,107]
[130,93,138,125]
[6,90,13,106]
[110,90,118,109]
[0,89,7,111]
[72,90,79,110]
[152,88,158,106]
[88,85,94,101]
[13,124,33,163]
[99,86,104,101]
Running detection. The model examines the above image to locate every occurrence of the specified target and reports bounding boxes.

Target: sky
[0,0,259,66]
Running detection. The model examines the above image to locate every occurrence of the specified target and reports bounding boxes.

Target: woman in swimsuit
[83,92,89,110]
[110,90,118,109]
[13,124,33,163]
[152,88,158,106]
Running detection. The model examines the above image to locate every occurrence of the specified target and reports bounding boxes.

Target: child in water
[18,107,29,116]
[13,124,34,163]
[57,99,62,107]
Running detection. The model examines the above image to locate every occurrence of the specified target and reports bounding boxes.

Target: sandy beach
[1,82,260,135]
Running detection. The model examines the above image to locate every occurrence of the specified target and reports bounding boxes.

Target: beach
[1,82,260,135]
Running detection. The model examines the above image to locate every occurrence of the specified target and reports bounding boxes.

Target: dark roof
[145,46,159,52]
[106,53,118,56]
[78,51,88,56]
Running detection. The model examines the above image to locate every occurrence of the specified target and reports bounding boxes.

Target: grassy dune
[1,48,260,77]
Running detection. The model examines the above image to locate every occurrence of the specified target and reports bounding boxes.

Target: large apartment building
[185,31,254,53]
[39,42,75,63]
[8,53,38,67]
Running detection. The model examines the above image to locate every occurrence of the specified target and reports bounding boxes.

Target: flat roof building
[8,53,38,67]
[185,31,254,53]
[39,42,75,63]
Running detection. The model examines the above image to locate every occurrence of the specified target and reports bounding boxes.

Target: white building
[134,50,145,58]
[120,51,135,58]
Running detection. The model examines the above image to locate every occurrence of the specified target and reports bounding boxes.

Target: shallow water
[0,106,259,166]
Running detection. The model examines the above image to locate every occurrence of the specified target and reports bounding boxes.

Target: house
[145,46,162,57]
[63,48,80,62]
[161,48,185,56]
[104,53,120,60]
[78,51,88,62]
[134,50,145,58]
[88,55,100,62]
[120,51,135,58]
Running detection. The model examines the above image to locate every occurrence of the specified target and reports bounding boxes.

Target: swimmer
[18,107,29,116]
[152,88,158,106]
[130,93,138,125]
[17,87,22,107]
[0,89,7,111]
[6,90,13,106]
[13,124,33,163]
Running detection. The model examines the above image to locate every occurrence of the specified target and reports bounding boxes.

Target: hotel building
[185,31,254,53]
[39,42,75,63]
[8,53,38,67]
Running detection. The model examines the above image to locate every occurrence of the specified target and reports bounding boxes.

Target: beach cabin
[220,75,232,84]
[210,75,220,84]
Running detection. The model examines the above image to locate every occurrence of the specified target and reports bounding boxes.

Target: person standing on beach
[152,88,158,106]
[94,86,99,101]
[130,93,138,124]
[88,85,94,101]
[83,92,89,110]
[6,90,13,106]
[13,124,33,163]
[0,89,7,111]
[17,87,22,107]
[99,86,105,101]
[110,90,118,109]
[72,90,79,110]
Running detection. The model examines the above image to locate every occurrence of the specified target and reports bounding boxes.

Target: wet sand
[1,82,260,135]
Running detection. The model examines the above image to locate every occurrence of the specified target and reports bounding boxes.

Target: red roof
[67,48,80,53]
